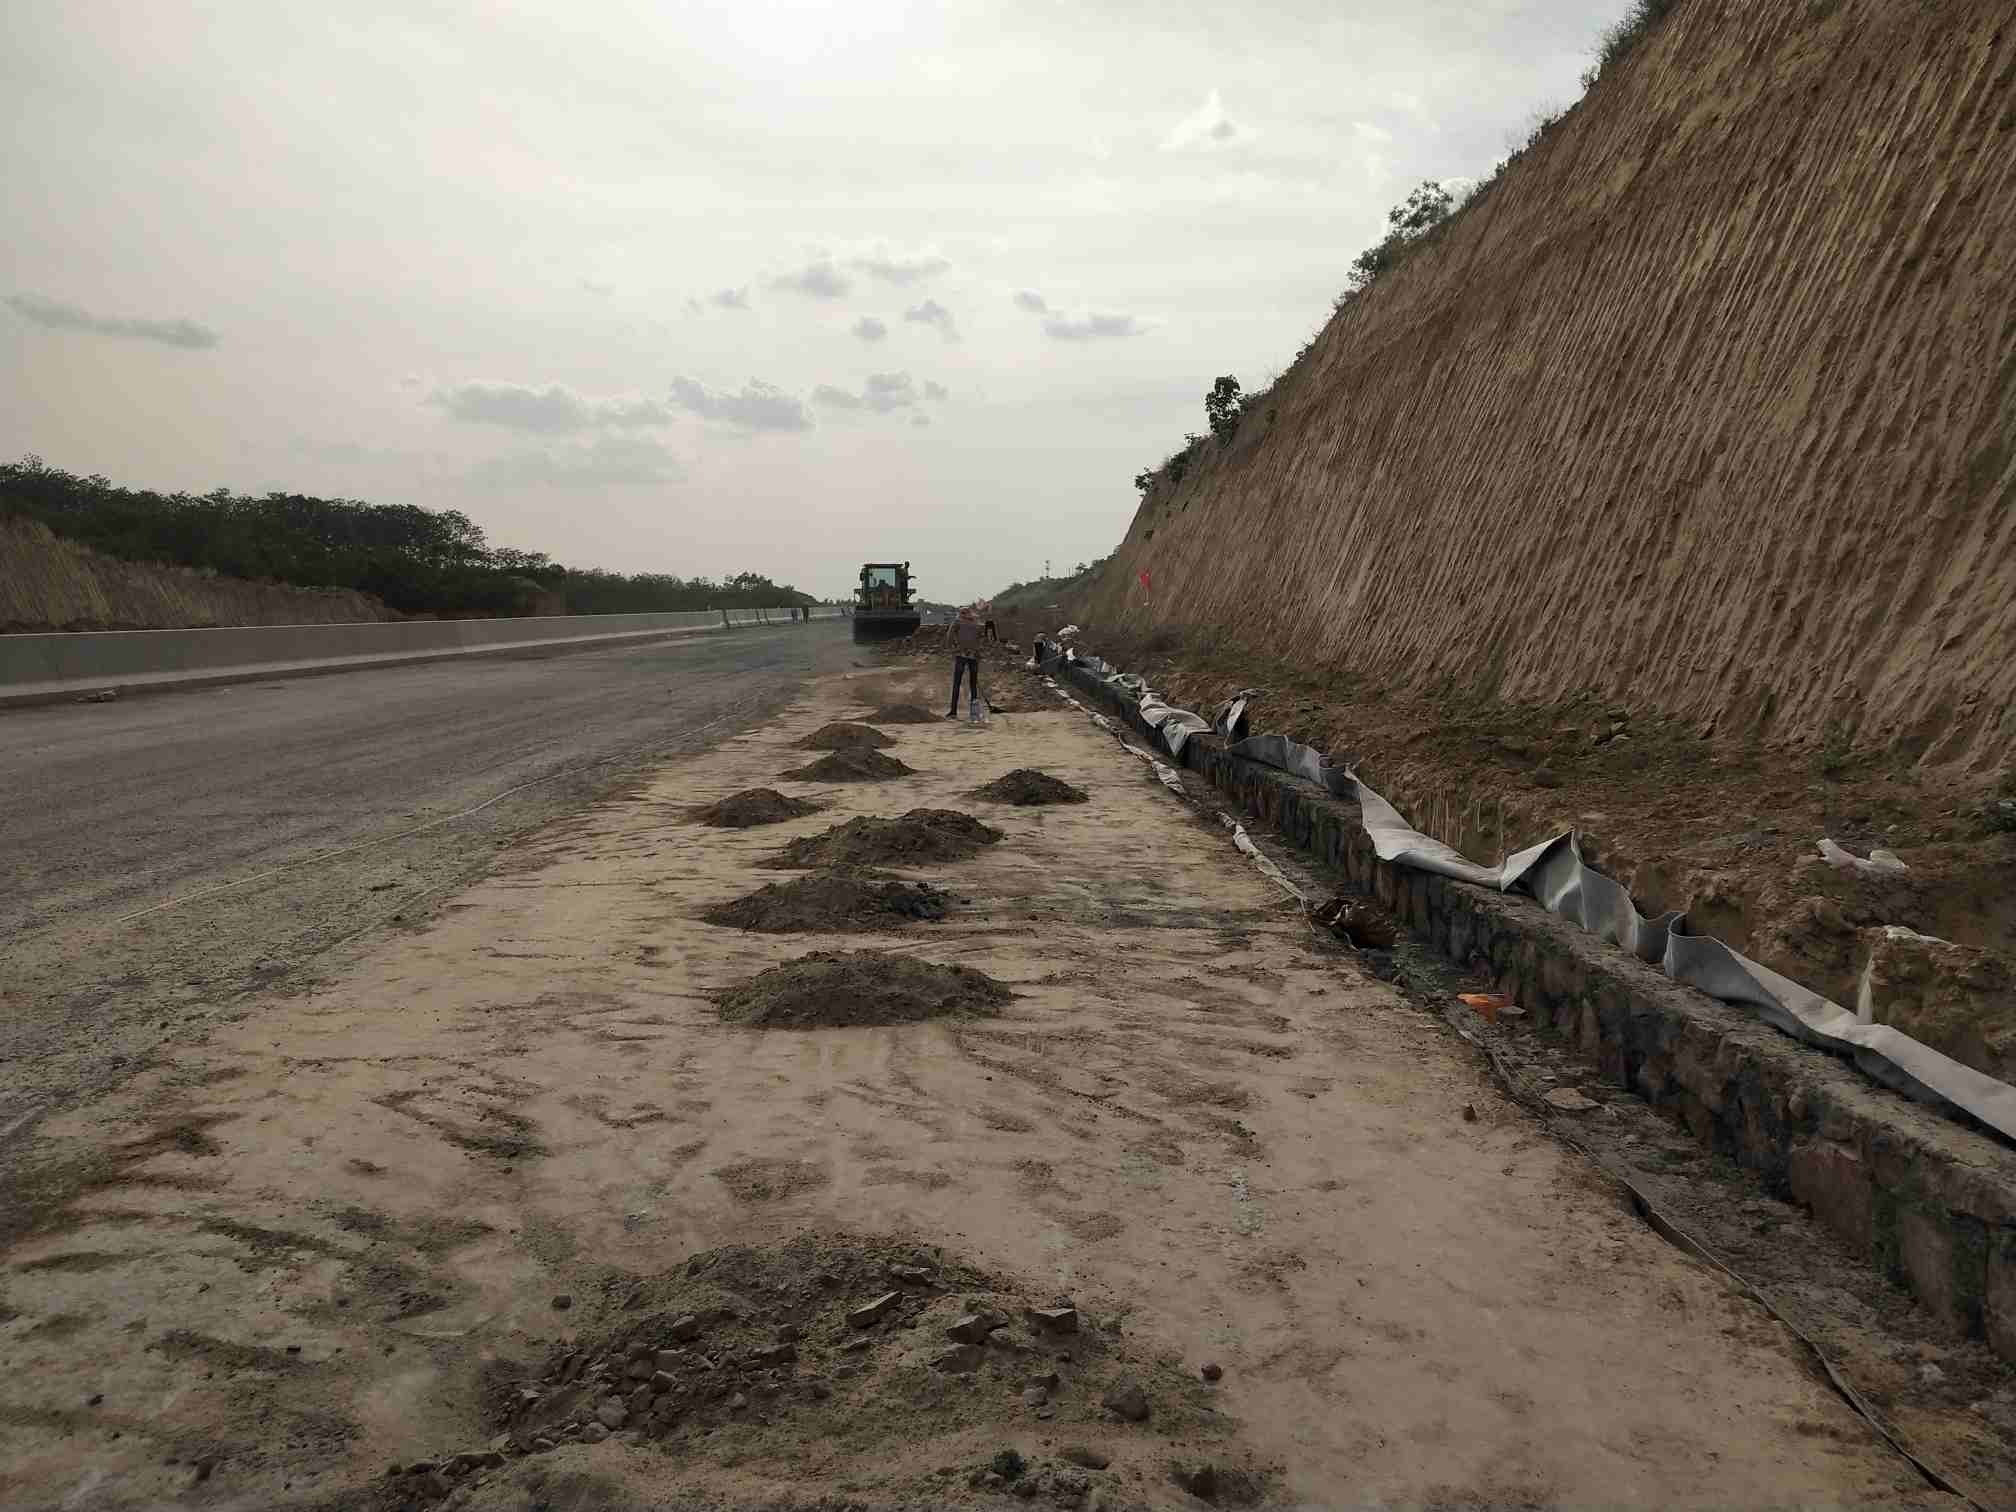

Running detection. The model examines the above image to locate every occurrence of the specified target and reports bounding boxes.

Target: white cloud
[910,413,931,428]
[767,260,851,299]
[428,381,674,434]
[903,298,958,342]
[1162,89,1254,151]
[1041,312,1145,342]
[1012,289,1049,313]
[579,278,615,296]
[6,292,219,349]
[923,380,949,401]
[814,371,923,415]
[852,315,889,342]
[853,252,951,285]
[709,286,751,309]
[666,376,813,433]
[471,436,682,487]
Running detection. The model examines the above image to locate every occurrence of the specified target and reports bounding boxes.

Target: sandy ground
[0,663,1953,1510]
[0,622,832,1147]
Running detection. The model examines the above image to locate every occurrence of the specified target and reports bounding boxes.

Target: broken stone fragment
[849,1292,902,1327]
[1021,1384,1049,1407]
[1100,1381,1149,1421]
[1024,1305,1079,1334]
[930,1343,984,1374]
[625,1358,654,1381]
[1060,1446,1109,1470]
[1542,1087,1599,1113]
[945,1311,1003,1344]
[1029,1369,1060,1391]
[594,1399,627,1429]
[890,1263,933,1283]
[579,1422,610,1444]
[750,1343,798,1366]
[727,1391,749,1411]
[1201,1362,1223,1382]
[649,1371,676,1393]
[667,1313,702,1342]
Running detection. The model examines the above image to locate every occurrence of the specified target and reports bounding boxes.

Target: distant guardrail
[0,604,844,706]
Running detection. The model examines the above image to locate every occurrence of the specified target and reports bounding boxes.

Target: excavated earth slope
[1080,0,2016,773]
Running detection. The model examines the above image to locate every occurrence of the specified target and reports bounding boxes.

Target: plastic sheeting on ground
[1032,640,2016,1142]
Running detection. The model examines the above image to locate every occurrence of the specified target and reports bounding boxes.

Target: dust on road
[0,662,1957,1508]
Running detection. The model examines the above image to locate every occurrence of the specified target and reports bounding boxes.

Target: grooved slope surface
[1084,0,2016,772]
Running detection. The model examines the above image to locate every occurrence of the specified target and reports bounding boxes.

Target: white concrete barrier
[0,605,834,705]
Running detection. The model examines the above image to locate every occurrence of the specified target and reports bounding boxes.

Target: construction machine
[852,561,921,643]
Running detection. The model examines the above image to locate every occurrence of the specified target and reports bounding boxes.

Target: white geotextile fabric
[1035,642,2016,1140]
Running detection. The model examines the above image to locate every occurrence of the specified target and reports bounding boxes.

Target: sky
[2,0,1623,603]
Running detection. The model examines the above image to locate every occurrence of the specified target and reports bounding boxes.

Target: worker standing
[947,605,983,721]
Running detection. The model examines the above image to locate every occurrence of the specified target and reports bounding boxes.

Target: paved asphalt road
[0,621,850,1147]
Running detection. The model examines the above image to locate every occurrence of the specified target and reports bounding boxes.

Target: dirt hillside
[0,516,399,631]
[1076,0,2016,774]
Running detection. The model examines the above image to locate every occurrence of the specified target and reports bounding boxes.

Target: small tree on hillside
[1205,375,1243,443]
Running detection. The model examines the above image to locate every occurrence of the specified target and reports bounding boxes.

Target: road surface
[0,620,848,1146]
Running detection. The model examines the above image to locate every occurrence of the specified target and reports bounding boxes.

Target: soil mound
[765,809,1001,869]
[972,768,1090,806]
[859,702,939,725]
[714,949,1013,1027]
[780,748,913,783]
[700,869,949,932]
[408,1232,1251,1508]
[795,721,895,751]
[691,788,821,828]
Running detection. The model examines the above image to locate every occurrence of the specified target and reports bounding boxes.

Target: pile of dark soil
[764,809,1001,869]
[795,721,895,751]
[690,788,822,828]
[780,749,914,783]
[972,768,1090,806]
[392,1232,1253,1507]
[1312,893,1400,949]
[700,869,949,932]
[713,949,1013,1027]
[859,703,939,725]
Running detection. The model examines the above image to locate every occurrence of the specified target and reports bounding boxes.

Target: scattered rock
[1543,1088,1600,1114]
[727,1391,749,1412]
[971,768,1090,806]
[931,1343,985,1373]
[551,1295,572,1311]
[796,721,896,751]
[1060,1446,1110,1470]
[779,748,915,783]
[79,688,118,704]
[691,788,821,828]
[1021,1384,1049,1407]
[667,1314,702,1342]
[579,1422,609,1444]
[713,949,1011,1027]
[1101,1381,1150,1421]
[889,1263,933,1283]
[1201,1362,1223,1382]
[594,1399,627,1429]
[1170,1463,1268,1504]
[1531,767,1562,789]
[1026,1305,1079,1334]
[531,1438,555,1453]
[700,871,949,933]
[946,1311,1006,1344]
[765,808,1002,869]
[1029,1369,1061,1391]
[750,1342,797,1366]
[850,1292,902,1328]
[1461,1103,1477,1123]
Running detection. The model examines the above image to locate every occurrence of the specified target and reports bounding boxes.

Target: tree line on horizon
[0,456,818,618]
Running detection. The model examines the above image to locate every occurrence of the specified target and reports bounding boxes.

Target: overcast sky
[3,0,1620,602]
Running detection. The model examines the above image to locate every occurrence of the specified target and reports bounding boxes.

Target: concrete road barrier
[0,605,835,707]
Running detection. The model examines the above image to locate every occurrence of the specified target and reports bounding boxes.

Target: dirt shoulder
[0,661,1964,1508]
